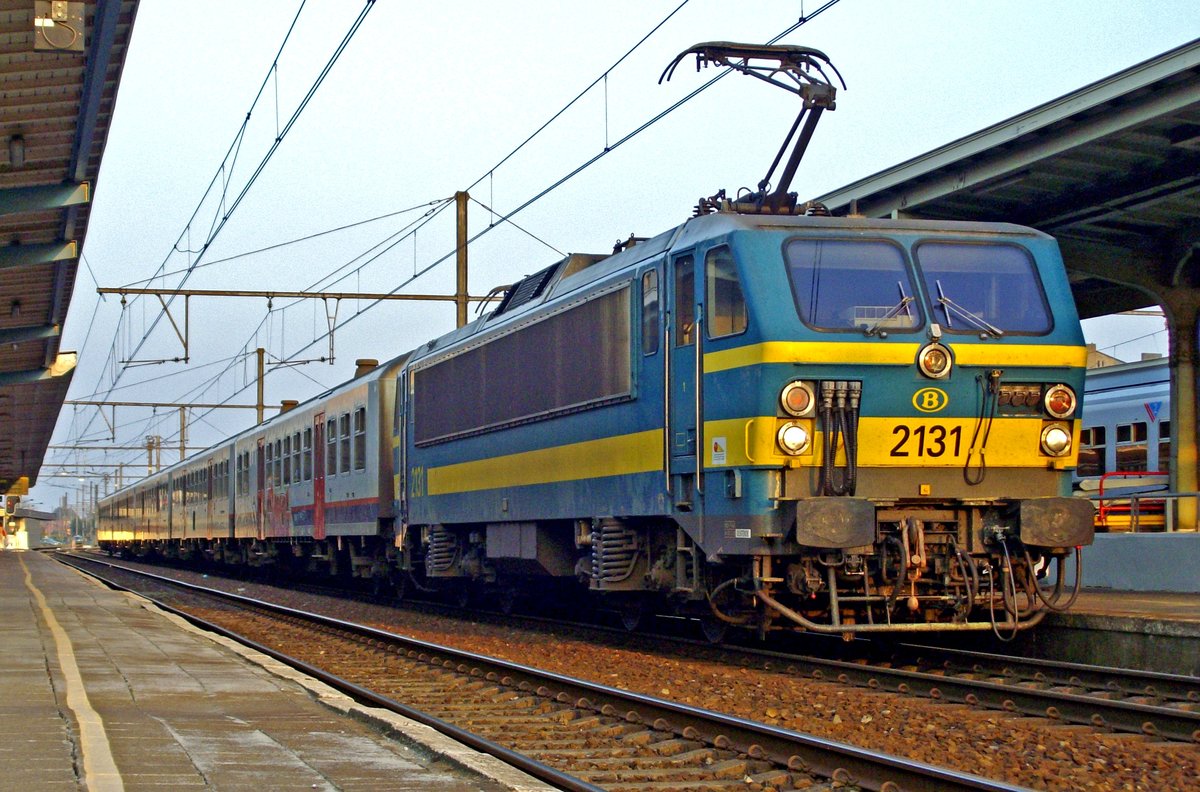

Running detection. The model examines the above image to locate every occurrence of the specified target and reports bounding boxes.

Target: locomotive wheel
[699,615,729,644]
[392,572,408,604]
[619,598,647,632]
[498,587,518,615]
[370,574,389,599]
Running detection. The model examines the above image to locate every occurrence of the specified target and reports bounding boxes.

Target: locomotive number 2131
[889,424,963,458]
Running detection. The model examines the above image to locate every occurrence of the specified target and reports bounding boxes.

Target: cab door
[667,251,701,506]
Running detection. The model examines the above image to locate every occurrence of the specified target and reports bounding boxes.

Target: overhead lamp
[8,135,24,169]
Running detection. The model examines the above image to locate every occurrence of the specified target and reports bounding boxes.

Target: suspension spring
[592,519,641,586]
[426,525,459,573]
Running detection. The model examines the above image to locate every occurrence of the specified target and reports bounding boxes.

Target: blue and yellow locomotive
[97,43,1093,636]
[399,208,1093,636]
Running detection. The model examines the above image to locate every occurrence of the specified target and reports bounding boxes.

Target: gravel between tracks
[95,559,1199,792]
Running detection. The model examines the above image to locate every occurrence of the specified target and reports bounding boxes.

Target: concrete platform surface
[1070,588,1200,625]
[0,550,551,792]
[1022,587,1200,677]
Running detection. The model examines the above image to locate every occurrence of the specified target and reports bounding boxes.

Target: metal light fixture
[8,134,25,169]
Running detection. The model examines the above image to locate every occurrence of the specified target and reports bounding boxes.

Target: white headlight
[777,422,810,455]
[1040,423,1072,456]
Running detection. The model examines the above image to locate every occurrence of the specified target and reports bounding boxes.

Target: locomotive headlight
[1040,423,1073,456]
[777,422,811,455]
[917,343,952,379]
[780,380,816,417]
[1043,384,1076,419]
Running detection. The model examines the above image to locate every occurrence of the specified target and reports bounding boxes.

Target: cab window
[642,269,659,355]
[674,256,695,346]
[705,246,747,338]
[785,239,919,332]
[915,241,1051,335]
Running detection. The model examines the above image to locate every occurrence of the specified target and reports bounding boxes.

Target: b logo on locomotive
[912,387,949,413]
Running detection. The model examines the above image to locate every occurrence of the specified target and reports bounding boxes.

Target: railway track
[60,554,1024,792]
[65,551,1200,748]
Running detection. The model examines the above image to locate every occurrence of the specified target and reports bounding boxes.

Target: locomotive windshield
[784,239,921,333]
[914,242,1052,335]
[784,238,1054,336]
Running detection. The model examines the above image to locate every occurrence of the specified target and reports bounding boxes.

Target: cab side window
[674,256,695,346]
[642,269,659,355]
[705,246,747,338]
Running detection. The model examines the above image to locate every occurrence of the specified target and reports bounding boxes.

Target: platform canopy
[817,38,1200,524]
[817,38,1200,320]
[0,0,139,495]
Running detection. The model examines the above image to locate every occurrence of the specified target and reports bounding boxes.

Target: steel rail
[894,642,1200,706]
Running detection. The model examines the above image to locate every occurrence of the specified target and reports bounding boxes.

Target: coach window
[353,407,367,471]
[274,438,283,485]
[292,432,301,483]
[303,428,313,481]
[1158,421,1171,475]
[326,418,337,475]
[1115,422,1148,472]
[674,256,695,345]
[283,435,292,485]
[236,453,243,496]
[340,413,352,474]
[705,246,747,339]
[642,270,659,355]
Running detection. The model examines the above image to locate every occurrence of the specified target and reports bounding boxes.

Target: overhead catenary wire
[77,1,377,442]
[116,199,450,289]
[57,3,843,480]
[69,0,719,461]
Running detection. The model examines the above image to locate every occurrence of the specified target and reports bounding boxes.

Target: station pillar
[1163,290,1198,530]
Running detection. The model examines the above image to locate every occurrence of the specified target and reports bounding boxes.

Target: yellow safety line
[20,555,124,792]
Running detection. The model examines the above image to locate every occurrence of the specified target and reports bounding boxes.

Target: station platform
[0,550,550,792]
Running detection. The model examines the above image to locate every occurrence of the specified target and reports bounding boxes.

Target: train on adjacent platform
[1076,356,1174,529]
[96,44,1095,636]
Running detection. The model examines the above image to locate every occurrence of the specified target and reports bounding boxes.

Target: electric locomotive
[394,44,1093,636]
[97,43,1094,637]
[398,208,1093,637]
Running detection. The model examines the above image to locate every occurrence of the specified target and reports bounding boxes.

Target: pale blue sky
[32,1,1199,505]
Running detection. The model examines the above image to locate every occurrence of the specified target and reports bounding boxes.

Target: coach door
[255,438,265,540]
[668,251,702,507]
[205,460,214,540]
[313,412,326,540]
